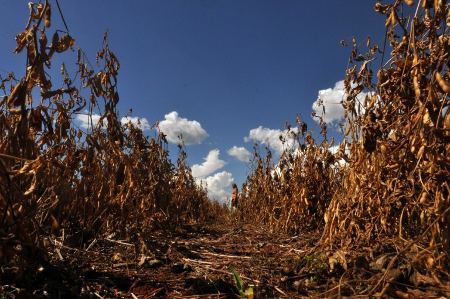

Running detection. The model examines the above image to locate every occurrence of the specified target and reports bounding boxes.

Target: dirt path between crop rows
[7,221,448,299]
[7,223,344,298]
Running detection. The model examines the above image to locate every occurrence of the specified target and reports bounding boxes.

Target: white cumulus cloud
[75,113,102,129]
[245,126,297,154]
[312,80,346,124]
[200,171,234,203]
[227,146,251,162]
[121,116,151,131]
[159,111,208,145]
[192,149,225,178]
[312,80,369,125]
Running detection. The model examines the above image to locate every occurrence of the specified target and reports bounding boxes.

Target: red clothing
[231,189,237,200]
[231,187,238,208]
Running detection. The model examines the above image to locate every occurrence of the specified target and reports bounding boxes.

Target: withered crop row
[238,0,449,296]
[0,0,225,272]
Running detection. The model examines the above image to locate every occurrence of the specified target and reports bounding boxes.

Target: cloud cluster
[312,80,369,125]
[159,111,208,145]
[75,113,102,129]
[200,171,234,203]
[191,150,235,203]
[191,149,226,178]
[245,126,296,154]
[227,146,251,162]
[312,80,346,124]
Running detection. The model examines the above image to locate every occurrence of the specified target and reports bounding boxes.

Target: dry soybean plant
[238,117,341,234]
[321,0,449,295]
[238,0,449,296]
[0,0,223,277]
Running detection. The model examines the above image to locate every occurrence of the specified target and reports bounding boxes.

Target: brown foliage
[238,0,449,295]
[324,0,449,258]
[238,118,341,234]
[0,0,224,272]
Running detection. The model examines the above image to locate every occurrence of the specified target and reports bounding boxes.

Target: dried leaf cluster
[238,118,340,234]
[0,0,224,274]
[239,0,449,295]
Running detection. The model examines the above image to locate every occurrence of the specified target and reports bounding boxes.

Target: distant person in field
[231,183,238,211]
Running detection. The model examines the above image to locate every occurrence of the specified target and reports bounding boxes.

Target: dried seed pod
[24,176,37,196]
[434,0,440,13]
[447,9,450,26]
[422,0,433,8]
[420,210,425,223]
[426,256,434,267]
[9,107,22,114]
[380,143,387,154]
[419,191,429,204]
[419,113,431,129]
[386,9,397,27]
[380,217,387,229]
[7,80,27,107]
[435,72,450,93]
[44,5,51,28]
[413,75,421,100]
[444,111,450,129]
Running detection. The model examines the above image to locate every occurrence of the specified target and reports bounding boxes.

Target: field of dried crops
[1,0,449,298]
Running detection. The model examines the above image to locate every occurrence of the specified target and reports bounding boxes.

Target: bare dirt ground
[2,221,343,298]
[3,222,446,298]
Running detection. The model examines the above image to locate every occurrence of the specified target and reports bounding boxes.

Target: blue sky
[0,0,386,202]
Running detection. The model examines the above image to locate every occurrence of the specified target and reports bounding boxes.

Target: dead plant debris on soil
[3,223,449,298]
[0,223,416,298]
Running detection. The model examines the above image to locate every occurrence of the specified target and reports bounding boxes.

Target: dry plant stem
[273,286,288,297]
